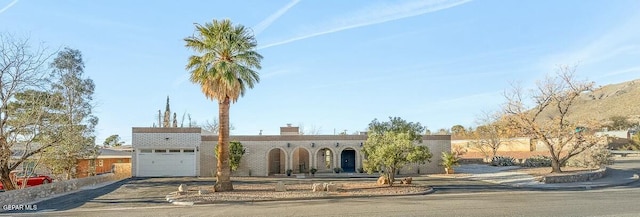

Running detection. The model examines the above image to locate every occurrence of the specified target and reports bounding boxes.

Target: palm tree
[184,19,262,192]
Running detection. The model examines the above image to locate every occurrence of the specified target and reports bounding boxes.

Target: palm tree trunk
[215,96,233,191]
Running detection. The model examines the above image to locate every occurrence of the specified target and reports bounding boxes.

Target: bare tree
[298,123,322,135]
[0,34,58,190]
[503,66,603,173]
[468,111,507,158]
[201,118,234,134]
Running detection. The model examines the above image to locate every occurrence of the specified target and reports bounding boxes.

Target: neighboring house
[9,143,51,176]
[76,148,132,178]
[131,125,451,177]
[595,130,633,149]
[595,130,631,139]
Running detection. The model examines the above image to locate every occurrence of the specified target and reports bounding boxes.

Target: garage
[136,149,196,177]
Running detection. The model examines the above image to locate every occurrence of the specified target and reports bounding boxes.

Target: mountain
[569,79,640,124]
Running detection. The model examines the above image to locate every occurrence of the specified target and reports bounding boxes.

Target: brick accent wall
[132,128,201,176]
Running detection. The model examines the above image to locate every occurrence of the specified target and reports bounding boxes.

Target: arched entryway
[341,148,356,173]
[292,147,310,173]
[267,148,286,175]
[315,148,334,173]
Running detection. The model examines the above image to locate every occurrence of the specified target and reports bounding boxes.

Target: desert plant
[310,168,317,175]
[333,167,343,173]
[522,156,552,167]
[491,156,515,166]
[440,152,460,174]
[565,143,613,168]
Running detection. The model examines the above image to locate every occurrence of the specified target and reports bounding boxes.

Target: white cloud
[253,0,301,36]
[258,0,472,50]
[0,0,19,14]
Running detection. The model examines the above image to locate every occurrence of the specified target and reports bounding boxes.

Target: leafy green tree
[451,125,467,137]
[41,48,98,180]
[368,117,426,142]
[184,19,262,192]
[363,117,432,186]
[0,34,61,191]
[103,134,123,147]
[214,141,245,172]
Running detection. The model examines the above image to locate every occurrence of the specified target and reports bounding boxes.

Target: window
[22,161,36,174]
[98,160,104,167]
[140,149,152,153]
[169,149,181,153]
[154,149,167,153]
[183,149,195,153]
[325,149,332,169]
[117,159,123,163]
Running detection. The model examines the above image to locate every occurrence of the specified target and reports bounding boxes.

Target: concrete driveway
[2,177,214,214]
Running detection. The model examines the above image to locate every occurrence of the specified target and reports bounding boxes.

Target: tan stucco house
[131,125,451,177]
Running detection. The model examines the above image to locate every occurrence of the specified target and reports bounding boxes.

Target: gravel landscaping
[167,177,431,203]
[512,167,599,177]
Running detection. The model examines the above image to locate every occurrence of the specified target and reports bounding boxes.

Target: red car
[0,171,53,190]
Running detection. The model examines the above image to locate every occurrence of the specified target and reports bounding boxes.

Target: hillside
[567,79,640,124]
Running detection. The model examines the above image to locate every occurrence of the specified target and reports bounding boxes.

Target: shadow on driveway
[2,177,215,214]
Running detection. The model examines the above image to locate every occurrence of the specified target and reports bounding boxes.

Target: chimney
[280,124,299,135]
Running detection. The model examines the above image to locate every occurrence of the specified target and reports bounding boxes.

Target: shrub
[565,143,613,168]
[522,155,552,167]
[491,156,515,166]
[333,167,343,173]
[310,168,317,174]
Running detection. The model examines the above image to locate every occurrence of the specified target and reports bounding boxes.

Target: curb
[504,174,640,191]
[165,187,435,206]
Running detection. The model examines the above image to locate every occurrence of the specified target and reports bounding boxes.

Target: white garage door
[137,149,196,177]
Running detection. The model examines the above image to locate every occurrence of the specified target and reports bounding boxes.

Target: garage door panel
[137,152,196,177]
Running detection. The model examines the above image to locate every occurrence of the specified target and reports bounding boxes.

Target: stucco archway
[267,148,287,175]
[292,147,310,173]
[314,148,335,173]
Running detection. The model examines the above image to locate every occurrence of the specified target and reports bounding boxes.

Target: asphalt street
[6,181,640,217]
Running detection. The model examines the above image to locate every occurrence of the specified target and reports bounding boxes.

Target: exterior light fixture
[287,143,291,147]
[311,143,315,147]
[164,137,169,141]
[360,142,363,147]
[336,142,339,147]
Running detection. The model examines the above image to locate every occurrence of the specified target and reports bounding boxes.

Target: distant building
[76,148,132,178]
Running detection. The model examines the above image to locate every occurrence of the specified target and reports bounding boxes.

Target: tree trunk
[551,158,562,173]
[0,166,15,190]
[388,168,395,187]
[214,97,233,192]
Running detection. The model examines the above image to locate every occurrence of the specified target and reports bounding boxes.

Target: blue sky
[2,0,639,144]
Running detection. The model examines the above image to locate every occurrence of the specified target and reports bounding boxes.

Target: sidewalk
[454,163,640,190]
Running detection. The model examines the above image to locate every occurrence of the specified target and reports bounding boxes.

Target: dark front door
[341,150,356,172]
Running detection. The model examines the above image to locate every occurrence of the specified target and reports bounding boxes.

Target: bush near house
[491,156,515,166]
[522,156,552,167]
